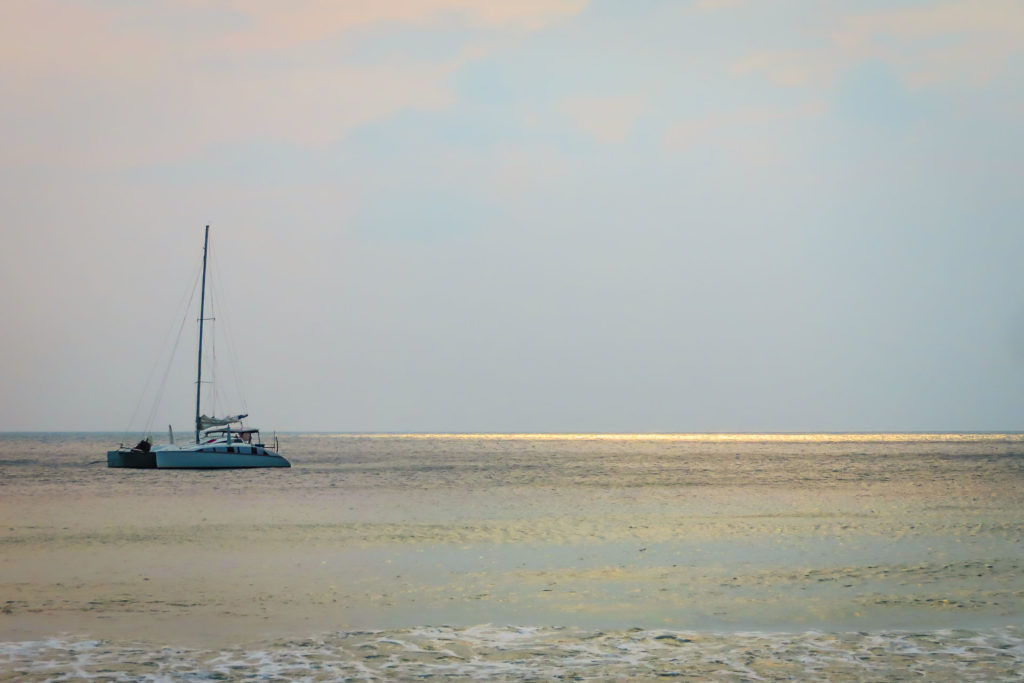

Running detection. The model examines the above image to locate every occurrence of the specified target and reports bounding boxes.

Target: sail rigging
[123,260,202,442]
[108,225,289,468]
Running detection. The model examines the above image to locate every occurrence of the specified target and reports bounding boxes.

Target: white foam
[3,626,1023,681]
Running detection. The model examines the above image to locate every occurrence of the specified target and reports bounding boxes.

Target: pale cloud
[0,0,588,168]
[491,143,575,198]
[1,58,459,169]
[732,49,839,88]
[833,0,1024,86]
[559,95,648,143]
[694,0,746,10]
[735,1,1024,89]
[663,100,826,152]
[214,0,587,52]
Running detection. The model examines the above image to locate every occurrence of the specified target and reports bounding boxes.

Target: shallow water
[1,433,1023,679]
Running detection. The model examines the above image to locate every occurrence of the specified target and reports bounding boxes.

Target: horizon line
[3,430,1024,438]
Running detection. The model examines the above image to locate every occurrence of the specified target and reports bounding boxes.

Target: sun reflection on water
[310,432,1024,442]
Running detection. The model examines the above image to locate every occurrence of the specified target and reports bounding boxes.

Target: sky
[1,0,1023,433]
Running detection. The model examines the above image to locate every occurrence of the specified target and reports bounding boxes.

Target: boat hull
[108,445,289,469]
[156,446,290,469]
[107,450,156,468]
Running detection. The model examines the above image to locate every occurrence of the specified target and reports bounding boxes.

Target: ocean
[1,433,1022,680]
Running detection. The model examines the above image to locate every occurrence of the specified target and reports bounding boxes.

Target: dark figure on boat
[133,438,152,453]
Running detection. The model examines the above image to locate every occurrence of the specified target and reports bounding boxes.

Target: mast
[195,225,209,444]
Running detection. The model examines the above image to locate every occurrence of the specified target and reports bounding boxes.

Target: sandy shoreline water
[2,433,1023,677]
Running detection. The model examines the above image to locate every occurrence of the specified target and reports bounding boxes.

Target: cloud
[694,0,746,10]
[735,1,1024,89]
[212,0,587,52]
[834,0,1024,86]
[0,0,588,169]
[732,49,839,88]
[663,100,826,152]
[559,94,647,143]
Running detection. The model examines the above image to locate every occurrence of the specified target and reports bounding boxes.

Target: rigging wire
[207,244,250,417]
[122,259,202,440]
[141,267,201,435]
[120,233,254,442]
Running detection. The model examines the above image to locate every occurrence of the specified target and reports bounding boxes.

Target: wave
[3,625,1023,681]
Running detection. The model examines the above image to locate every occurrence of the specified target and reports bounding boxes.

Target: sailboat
[107,226,290,469]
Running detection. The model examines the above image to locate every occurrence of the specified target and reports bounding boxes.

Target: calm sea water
[2,433,1023,680]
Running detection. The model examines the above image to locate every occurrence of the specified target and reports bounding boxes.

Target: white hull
[155,444,289,469]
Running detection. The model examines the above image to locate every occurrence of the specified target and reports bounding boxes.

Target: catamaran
[108,226,290,469]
